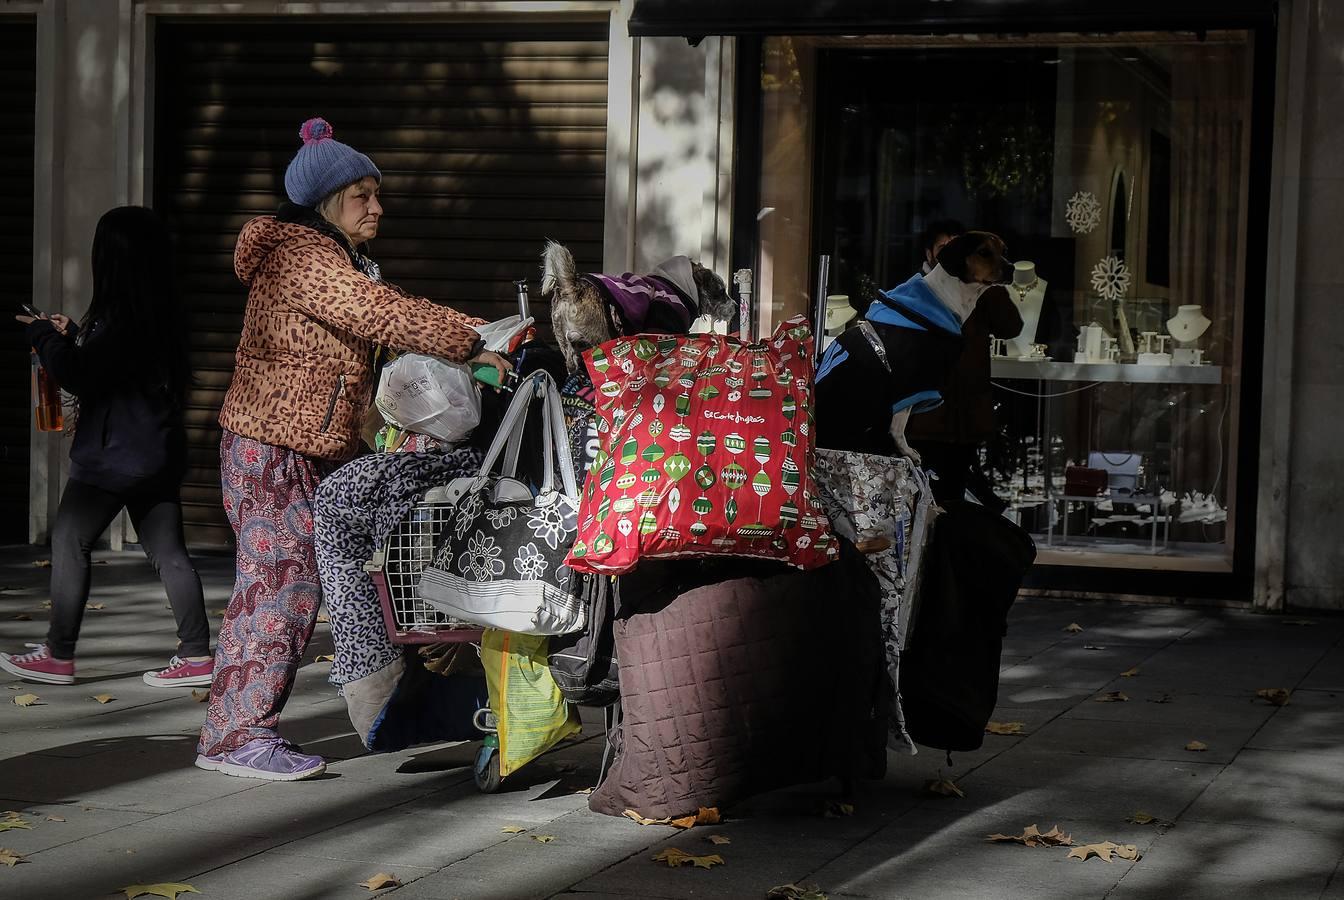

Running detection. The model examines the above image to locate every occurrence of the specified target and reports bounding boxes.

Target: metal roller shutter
[0,21,36,542]
[153,22,608,548]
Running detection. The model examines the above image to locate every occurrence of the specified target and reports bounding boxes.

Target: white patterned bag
[418,372,586,635]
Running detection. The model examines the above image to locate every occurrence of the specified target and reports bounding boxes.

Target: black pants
[47,477,209,660]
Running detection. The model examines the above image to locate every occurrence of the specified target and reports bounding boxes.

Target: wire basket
[368,485,484,645]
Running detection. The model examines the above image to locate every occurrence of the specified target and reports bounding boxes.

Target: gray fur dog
[540,240,735,373]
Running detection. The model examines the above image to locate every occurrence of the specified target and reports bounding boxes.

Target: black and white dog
[814,231,1013,463]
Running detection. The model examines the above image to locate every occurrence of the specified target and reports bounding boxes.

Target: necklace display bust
[1006,261,1046,357]
[1166,304,1211,344]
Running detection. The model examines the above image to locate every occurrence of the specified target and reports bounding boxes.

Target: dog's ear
[934,233,978,282]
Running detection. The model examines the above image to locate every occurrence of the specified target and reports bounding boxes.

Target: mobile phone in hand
[19,302,44,319]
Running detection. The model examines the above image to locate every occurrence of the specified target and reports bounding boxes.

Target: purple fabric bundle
[583,273,694,335]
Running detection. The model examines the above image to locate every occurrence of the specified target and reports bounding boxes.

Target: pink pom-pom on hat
[299,117,333,145]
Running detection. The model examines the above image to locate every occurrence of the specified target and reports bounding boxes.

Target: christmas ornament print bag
[566,315,837,574]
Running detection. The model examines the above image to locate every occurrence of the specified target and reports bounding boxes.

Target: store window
[758,33,1256,573]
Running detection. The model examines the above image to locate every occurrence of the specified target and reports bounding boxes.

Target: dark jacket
[907,285,1022,444]
[28,319,186,493]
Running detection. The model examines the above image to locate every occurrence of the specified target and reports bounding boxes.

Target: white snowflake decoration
[1090,255,1131,302]
[1065,191,1103,235]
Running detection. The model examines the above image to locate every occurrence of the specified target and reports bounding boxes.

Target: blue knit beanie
[283,118,382,208]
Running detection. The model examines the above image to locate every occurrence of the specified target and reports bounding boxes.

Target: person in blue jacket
[2,207,211,688]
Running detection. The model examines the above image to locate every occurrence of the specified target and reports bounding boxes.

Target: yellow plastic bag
[481,629,580,776]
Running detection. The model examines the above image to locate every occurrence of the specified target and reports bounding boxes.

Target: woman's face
[332,176,383,245]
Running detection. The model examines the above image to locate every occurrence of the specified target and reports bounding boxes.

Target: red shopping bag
[565,315,837,575]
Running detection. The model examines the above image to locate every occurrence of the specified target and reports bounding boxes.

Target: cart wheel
[474,743,502,793]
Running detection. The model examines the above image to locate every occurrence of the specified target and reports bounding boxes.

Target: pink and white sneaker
[142,655,214,688]
[0,645,75,685]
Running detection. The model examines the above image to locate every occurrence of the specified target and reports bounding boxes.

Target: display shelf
[991,359,1223,385]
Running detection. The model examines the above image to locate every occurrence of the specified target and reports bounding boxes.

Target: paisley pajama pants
[198,431,331,757]
[313,447,483,688]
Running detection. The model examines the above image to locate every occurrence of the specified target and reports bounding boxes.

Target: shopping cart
[365,485,503,791]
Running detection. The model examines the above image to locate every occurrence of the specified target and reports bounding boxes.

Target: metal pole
[732,269,754,341]
[514,278,531,320]
[813,254,831,361]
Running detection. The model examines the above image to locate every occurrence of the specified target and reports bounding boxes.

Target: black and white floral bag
[419,371,586,635]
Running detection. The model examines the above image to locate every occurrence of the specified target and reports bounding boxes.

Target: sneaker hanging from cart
[143,655,214,688]
[195,736,326,781]
[0,644,75,685]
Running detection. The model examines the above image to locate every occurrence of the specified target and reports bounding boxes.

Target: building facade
[4,0,1339,610]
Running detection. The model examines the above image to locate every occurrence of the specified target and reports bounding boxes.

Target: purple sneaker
[195,737,326,781]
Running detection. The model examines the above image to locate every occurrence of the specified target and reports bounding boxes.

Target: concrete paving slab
[996,663,1126,708]
[1107,821,1338,900]
[1245,687,1344,751]
[0,799,153,855]
[1181,747,1344,834]
[0,821,283,900]
[806,813,1147,900]
[184,850,439,900]
[1060,687,1278,729]
[1025,641,1161,672]
[1301,645,1344,692]
[1014,714,1252,765]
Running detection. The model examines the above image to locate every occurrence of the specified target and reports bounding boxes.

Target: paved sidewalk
[0,544,1341,900]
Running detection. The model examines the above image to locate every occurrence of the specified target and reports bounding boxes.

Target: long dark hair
[83,207,191,408]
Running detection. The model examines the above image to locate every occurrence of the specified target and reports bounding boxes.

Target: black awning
[628,0,1276,41]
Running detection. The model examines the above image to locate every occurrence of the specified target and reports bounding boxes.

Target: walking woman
[195,118,511,781]
[2,207,211,687]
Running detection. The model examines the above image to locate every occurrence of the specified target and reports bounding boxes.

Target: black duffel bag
[548,572,619,707]
[901,501,1036,753]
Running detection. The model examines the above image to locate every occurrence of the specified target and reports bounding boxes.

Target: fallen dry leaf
[357,872,401,891]
[1064,623,1084,633]
[823,801,855,818]
[1120,667,1140,677]
[87,603,106,611]
[1083,644,1107,651]
[120,884,201,900]
[706,834,731,845]
[10,613,30,621]
[531,834,555,844]
[1256,688,1291,707]
[1128,811,1175,828]
[1185,740,1208,752]
[0,847,24,867]
[314,654,334,663]
[0,820,32,832]
[91,694,116,704]
[501,825,526,834]
[987,824,1073,847]
[670,814,698,828]
[190,689,209,703]
[45,815,65,823]
[33,560,51,568]
[1,810,22,819]
[652,847,723,869]
[985,721,1026,735]
[12,693,43,707]
[1095,691,1129,703]
[1149,693,1174,704]
[767,883,829,900]
[40,600,51,609]
[695,806,721,825]
[1068,841,1141,863]
[925,778,965,798]
[624,809,672,827]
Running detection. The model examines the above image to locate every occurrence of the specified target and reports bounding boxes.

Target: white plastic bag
[375,353,481,443]
[474,315,534,352]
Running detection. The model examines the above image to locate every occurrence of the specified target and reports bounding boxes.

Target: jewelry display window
[757,30,1256,573]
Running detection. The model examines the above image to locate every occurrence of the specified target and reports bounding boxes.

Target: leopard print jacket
[219,216,482,461]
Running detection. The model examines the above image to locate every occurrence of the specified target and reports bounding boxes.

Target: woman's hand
[14,313,70,335]
[469,350,513,387]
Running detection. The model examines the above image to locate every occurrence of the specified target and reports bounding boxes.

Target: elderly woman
[196,118,510,781]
